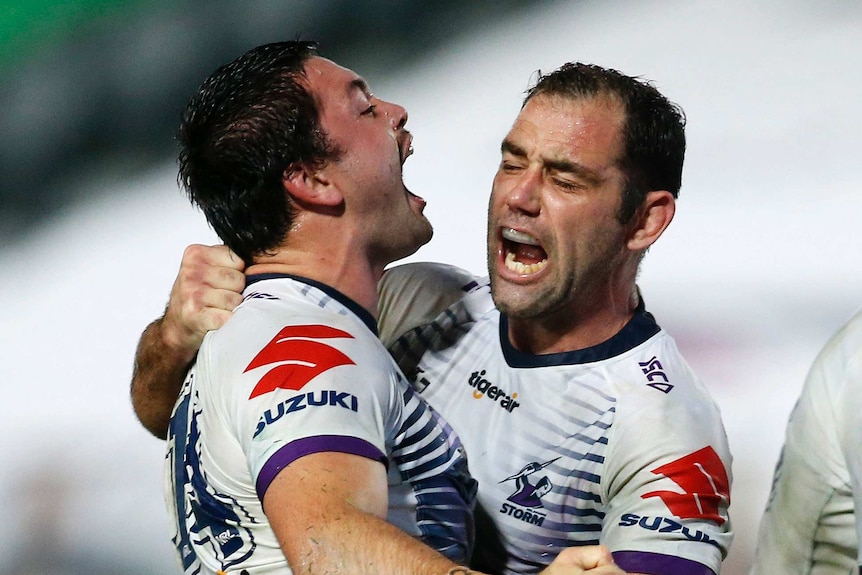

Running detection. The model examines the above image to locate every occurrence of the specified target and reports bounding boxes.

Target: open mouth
[397,132,425,211]
[398,131,414,165]
[501,228,547,275]
[407,189,426,211]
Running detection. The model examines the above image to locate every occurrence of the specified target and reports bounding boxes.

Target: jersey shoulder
[378,262,485,346]
[197,276,398,431]
[615,331,726,451]
[804,306,862,403]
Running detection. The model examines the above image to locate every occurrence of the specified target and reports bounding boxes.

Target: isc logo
[639,356,673,394]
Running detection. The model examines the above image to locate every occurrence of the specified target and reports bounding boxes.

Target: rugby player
[133,55,731,575]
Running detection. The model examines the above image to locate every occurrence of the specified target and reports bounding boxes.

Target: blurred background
[2,1,861,573]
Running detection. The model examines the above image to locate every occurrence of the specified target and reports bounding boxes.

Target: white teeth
[505,252,547,275]
[502,228,540,246]
[399,134,414,165]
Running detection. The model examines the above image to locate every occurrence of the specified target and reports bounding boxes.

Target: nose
[502,168,541,216]
[380,99,408,130]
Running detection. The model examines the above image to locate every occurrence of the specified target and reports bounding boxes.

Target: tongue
[513,243,547,265]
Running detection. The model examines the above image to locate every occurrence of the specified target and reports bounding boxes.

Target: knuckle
[183,243,206,262]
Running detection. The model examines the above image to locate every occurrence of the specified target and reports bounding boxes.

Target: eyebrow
[500,138,603,185]
[348,77,371,98]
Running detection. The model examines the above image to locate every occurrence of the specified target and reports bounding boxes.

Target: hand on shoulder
[162,243,246,353]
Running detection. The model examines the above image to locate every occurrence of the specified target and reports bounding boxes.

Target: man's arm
[130,244,245,437]
[264,452,627,575]
[601,372,732,575]
[264,452,458,574]
[132,254,478,437]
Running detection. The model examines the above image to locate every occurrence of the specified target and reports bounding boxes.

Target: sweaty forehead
[508,94,626,164]
[303,56,348,77]
[303,57,367,95]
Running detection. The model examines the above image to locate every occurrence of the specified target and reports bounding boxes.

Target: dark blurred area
[0,0,532,245]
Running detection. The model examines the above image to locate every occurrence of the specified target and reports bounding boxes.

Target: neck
[506,286,639,355]
[246,244,385,319]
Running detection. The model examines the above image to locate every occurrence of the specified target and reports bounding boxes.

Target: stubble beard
[489,244,620,322]
[490,269,571,320]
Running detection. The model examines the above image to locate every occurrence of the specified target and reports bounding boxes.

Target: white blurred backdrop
[2,1,861,573]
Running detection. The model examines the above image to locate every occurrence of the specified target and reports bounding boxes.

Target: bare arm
[263,451,627,575]
[130,244,245,437]
[265,452,459,574]
[131,248,630,574]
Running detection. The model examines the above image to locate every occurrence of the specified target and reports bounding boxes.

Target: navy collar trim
[499,298,660,368]
[246,273,378,335]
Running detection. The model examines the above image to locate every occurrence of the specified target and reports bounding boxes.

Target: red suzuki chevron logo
[641,446,730,525]
[245,325,355,399]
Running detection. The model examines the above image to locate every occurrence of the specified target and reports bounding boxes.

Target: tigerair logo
[498,458,558,526]
[467,370,520,412]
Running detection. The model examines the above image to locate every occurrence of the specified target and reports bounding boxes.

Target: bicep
[262,451,389,561]
[601,391,731,574]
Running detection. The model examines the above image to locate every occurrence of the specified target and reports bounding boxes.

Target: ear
[282,163,343,207]
[626,190,675,251]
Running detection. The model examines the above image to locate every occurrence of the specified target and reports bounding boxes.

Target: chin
[491,279,550,319]
[418,220,434,244]
[390,225,433,262]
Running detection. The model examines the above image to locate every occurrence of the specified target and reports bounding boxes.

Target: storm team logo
[244,324,356,399]
[501,458,559,507]
[498,458,559,526]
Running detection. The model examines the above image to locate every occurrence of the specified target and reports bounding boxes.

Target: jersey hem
[255,434,387,499]
[612,550,716,575]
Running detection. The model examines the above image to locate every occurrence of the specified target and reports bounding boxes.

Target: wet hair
[525,62,686,223]
[178,40,339,264]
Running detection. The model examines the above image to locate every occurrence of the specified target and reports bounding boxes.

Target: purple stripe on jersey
[612,551,715,575]
[255,435,387,499]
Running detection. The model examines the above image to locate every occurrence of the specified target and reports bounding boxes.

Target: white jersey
[751,309,862,575]
[380,263,733,575]
[165,274,476,575]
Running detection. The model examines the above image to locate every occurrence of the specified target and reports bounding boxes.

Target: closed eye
[361,104,377,116]
[552,177,585,191]
[500,161,527,175]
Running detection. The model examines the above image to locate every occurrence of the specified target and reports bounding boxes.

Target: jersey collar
[498,297,660,368]
[246,273,378,335]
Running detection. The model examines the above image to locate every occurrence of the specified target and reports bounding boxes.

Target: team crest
[500,458,559,508]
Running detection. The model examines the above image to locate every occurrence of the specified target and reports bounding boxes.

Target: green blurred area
[0,0,155,70]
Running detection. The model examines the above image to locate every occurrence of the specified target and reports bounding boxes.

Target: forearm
[265,453,482,575]
[130,316,197,438]
[283,507,471,575]
[275,500,621,575]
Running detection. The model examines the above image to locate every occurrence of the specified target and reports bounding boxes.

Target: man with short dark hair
[134,54,731,575]
[162,40,477,575]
